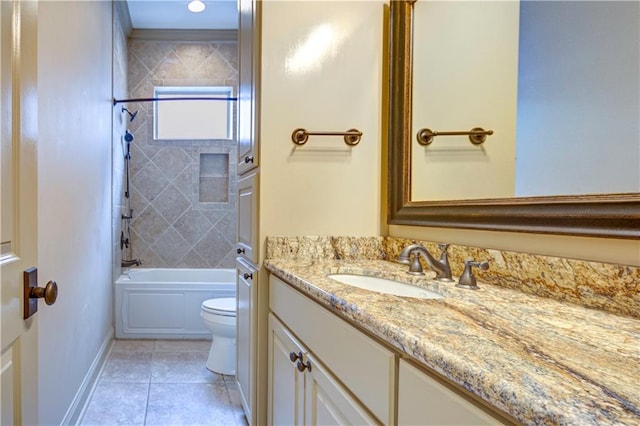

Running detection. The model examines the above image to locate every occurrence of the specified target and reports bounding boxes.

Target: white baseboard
[61,327,114,426]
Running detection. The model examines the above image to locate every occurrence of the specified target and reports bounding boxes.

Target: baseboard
[61,327,114,426]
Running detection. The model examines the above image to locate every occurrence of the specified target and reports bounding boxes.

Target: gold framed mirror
[388,0,639,239]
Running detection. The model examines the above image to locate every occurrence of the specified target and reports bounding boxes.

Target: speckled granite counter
[264,258,640,425]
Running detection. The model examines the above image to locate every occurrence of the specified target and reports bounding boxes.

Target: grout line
[143,341,154,426]
[143,380,152,426]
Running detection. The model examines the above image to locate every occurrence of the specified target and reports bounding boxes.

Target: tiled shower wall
[125,37,238,268]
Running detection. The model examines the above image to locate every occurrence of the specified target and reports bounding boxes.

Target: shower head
[121,107,138,123]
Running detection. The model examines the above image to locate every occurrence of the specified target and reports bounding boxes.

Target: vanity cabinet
[270,275,395,425]
[268,273,515,426]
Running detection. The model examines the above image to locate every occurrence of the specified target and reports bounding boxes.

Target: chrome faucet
[397,243,453,282]
[122,259,141,267]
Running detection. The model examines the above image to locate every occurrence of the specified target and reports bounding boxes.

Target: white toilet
[200,297,237,375]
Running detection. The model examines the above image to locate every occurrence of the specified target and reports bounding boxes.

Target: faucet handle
[437,243,450,252]
[456,259,489,290]
[408,252,425,276]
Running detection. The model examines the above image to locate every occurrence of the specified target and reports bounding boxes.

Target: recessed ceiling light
[188,0,205,13]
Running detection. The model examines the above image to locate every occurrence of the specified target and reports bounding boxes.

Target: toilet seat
[202,297,236,317]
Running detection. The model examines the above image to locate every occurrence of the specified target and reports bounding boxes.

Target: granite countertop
[264,258,640,425]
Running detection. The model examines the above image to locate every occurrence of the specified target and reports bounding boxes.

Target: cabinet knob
[289,351,302,363]
[244,156,254,164]
[237,248,245,254]
[297,360,311,372]
[243,272,253,280]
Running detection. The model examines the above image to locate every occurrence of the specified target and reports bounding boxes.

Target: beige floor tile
[79,382,148,425]
[83,340,244,425]
[151,351,224,384]
[154,339,211,352]
[111,339,156,353]
[145,383,237,426]
[100,351,152,383]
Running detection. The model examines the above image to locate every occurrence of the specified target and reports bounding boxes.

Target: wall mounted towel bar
[417,127,493,146]
[291,128,363,146]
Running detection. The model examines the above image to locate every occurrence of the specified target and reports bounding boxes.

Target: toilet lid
[202,297,236,315]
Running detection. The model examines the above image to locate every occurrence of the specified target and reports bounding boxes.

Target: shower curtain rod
[113,96,238,105]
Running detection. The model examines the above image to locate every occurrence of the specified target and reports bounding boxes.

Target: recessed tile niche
[199,153,229,203]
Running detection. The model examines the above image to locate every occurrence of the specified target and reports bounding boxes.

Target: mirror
[388,0,639,238]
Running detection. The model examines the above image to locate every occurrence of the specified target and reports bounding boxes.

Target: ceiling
[126,0,238,30]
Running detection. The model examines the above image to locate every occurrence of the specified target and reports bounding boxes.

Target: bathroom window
[153,86,234,140]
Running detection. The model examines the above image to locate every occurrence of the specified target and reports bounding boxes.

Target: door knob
[30,281,58,305]
[23,267,58,319]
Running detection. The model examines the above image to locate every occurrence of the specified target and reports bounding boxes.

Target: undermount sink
[327,274,444,299]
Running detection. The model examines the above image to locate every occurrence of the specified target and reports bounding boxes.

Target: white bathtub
[115,268,236,339]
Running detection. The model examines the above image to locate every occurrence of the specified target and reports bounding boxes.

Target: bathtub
[115,268,236,339]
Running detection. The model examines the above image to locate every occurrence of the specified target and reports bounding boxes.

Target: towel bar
[417,127,493,146]
[291,128,363,146]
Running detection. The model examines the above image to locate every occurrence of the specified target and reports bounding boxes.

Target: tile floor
[79,339,246,426]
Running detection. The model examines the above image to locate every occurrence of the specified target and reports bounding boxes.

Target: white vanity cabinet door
[236,259,257,424]
[398,359,508,425]
[270,275,395,425]
[269,313,380,426]
[304,351,381,426]
[268,313,306,426]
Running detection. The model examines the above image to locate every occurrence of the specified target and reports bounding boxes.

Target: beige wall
[37,1,113,424]
[259,1,385,241]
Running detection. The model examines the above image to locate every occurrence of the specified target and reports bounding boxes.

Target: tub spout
[122,259,141,267]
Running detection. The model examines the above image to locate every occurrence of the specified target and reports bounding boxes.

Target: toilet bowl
[200,297,236,375]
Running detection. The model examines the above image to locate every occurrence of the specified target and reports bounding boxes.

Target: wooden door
[1,1,39,424]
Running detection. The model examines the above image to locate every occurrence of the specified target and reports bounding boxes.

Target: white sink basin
[327,274,444,299]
